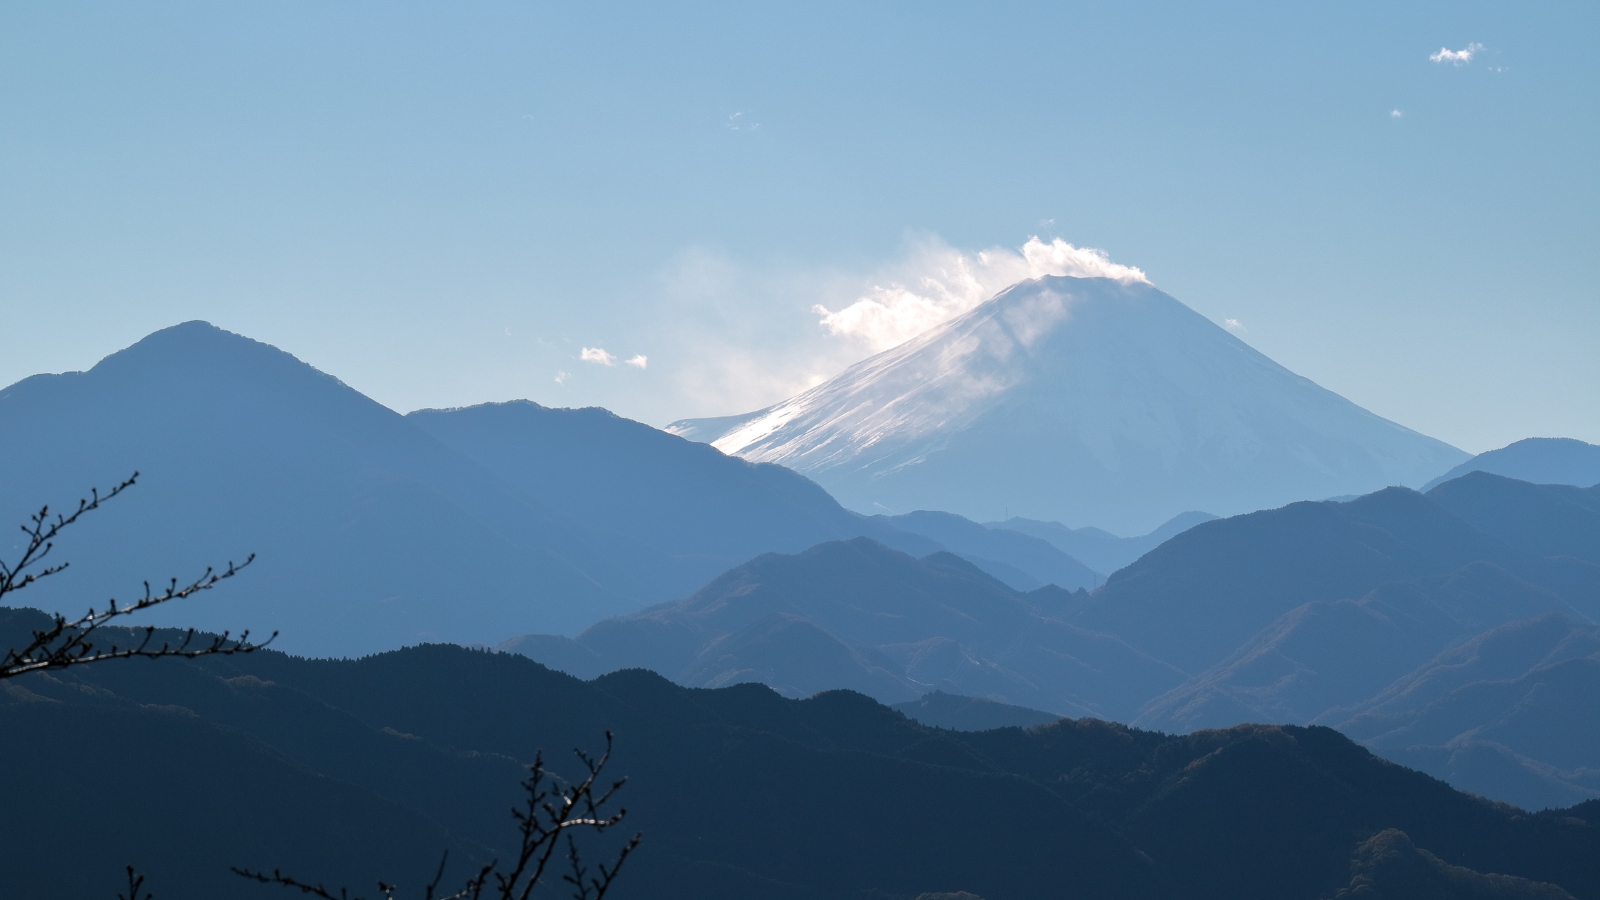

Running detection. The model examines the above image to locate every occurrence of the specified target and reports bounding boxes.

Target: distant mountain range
[0,323,1101,655]
[506,471,1600,809]
[7,610,1598,900]
[1424,437,1600,491]
[669,276,1468,534]
[984,510,1218,576]
[504,538,1180,718]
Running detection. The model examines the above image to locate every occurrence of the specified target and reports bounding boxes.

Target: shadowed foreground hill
[4,608,1598,900]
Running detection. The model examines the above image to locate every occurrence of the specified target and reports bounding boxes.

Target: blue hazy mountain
[868,510,1103,589]
[1133,570,1588,734]
[891,690,1063,731]
[669,276,1467,535]
[405,400,941,587]
[985,510,1218,576]
[503,537,1184,720]
[0,321,652,655]
[1332,614,1600,809]
[1425,472,1600,565]
[407,401,1102,592]
[1423,437,1600,492]
[0,323,1118,656]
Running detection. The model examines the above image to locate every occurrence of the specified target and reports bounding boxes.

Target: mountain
[0,321,646,655]
[499,472,1600,806]
[405,400,936,585]
[503,538,1184,720]
[1324,829,1577,899]
[869,510,1103,589]
[8,607,1600,900]
[1334,615,1600,809]
[1425,473,1600,565]
[891,691,1063,731]
[1423,438,1600,492]
[1133,573,1587,735]
[668,276,1466,535]
[0,324,1004,656]
[987,510,1218,576]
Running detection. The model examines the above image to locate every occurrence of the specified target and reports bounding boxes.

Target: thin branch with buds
[234,732,641,900]
[0,474,272,681]
[118,866,153,900]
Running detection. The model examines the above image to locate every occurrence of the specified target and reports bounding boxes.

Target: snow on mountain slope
[670,276,1467,533]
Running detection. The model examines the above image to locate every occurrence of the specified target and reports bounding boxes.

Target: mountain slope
[506,538,1183,719]
[988,510,1218,575]
[406,400,934,595]
[670,276,1465,534]
[870,509,1103,589]
[8,608,1600,900]
[0,321,648,654]
[1133,570,1586,734]
[1423,438,1600,492]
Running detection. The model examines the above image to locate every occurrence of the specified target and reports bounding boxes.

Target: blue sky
[2,0,1595,452]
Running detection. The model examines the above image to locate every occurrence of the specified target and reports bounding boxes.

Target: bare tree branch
[118,865,153,900]
[0,475,272,681]
[234,733,641,900]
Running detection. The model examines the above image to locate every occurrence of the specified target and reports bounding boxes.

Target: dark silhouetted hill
[6,607,1600,900]
[1423,438,1600,492]
[1323,829,1576,899]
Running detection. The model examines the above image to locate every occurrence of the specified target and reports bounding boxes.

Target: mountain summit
[670,276,1466,532]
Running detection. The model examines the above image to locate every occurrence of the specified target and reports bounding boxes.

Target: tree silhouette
[0,473,270,680]
[234,733,640,900]
[0,477,638,899]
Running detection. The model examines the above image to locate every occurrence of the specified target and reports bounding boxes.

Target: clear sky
[2,0,1595,453]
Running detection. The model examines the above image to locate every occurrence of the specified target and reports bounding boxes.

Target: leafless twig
[118,865,153,900]
[0,474,272,680]
[234,733,641,900]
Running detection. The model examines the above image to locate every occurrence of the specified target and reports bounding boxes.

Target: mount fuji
[669,276,1467,533]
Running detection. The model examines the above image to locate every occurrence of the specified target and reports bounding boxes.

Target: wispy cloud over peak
[812,237,1148,353]
[1224,318,1248,334]
[1430,43,1483,65]
[580,347,617,366]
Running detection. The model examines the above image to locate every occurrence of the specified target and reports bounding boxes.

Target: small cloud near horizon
[1430,43,1483,65]
[625,354,648,369]
[554,370,569,385]
[1224,318,1247,334]
[580,347,617,366]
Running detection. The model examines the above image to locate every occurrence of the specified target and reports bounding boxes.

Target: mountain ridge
[670,276,1466,533]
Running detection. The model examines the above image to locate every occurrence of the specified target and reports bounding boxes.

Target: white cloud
[554,370,569,385]
[811,236,1148,353]
[1430,43,1483,65]
[625,354,648,369]
[1390,109,1404,119]
[1224,318,1248,334]
[580,347,617,366]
